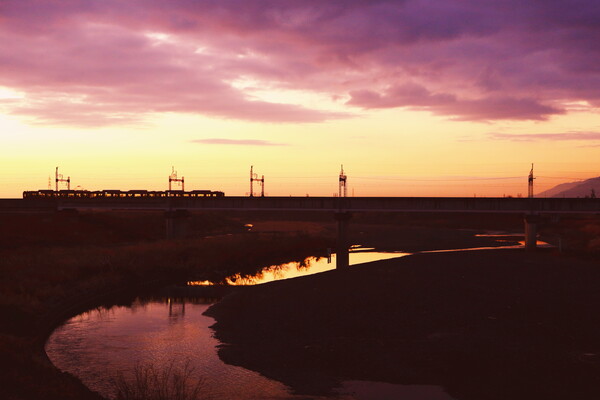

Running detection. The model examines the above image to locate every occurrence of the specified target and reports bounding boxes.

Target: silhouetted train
[23,189,225,199]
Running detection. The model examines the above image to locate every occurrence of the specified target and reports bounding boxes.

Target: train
[23,189,225,199]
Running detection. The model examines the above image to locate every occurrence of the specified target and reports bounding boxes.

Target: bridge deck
[2,197,599,214]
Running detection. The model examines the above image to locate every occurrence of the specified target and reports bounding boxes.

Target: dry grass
[539,216,600,254]
[112,360,206,400]
[0,232,331,334]
[248,220,335,235]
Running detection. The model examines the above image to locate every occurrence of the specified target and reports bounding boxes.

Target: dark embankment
[349,224,520,251]
[0,210,245,250]
[207,249,600,400]
[244,212,524,251]
[229,210,600,254]
[0,211,332,400]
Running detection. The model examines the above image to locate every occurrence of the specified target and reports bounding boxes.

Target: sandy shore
[206,248,600,400]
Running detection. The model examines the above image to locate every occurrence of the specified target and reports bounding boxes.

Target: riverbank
[0,222,331,400]
[206,248,600,400]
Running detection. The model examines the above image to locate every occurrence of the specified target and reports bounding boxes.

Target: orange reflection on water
[188,250,409,286]
[188,280,213,286]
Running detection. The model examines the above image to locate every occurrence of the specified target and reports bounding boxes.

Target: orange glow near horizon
[2,107,599,198]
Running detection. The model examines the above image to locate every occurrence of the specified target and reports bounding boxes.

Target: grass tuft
[111,360,206,400]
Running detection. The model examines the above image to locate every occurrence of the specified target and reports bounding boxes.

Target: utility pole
[169,166,184,192]
[250,165,253,197]
[260,174,265,197]
[55,167,70,191]
[528,163,535,198]
[339,165,347,198]
[250,166,265,197]
[335,165,350,269]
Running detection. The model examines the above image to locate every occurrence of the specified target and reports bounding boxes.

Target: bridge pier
[524,214,540,250]
[165,210,190,239]
[334,212,352,269]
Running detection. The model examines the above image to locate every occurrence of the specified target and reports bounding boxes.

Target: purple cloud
[1,0,599,126]
[348,84,560,120]
[191,138,288,146]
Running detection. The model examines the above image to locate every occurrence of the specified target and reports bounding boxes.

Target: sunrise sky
[1,0,599,198]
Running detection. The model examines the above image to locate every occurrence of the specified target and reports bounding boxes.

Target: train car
[165,190,224,197]
[59,190,92,198]
[125,190,149,198]
[23,190,56,198]
[166,190,185,197]
[100,190,125,198]
[23,189,225,198]
[23,190,91,198]
[89,191,106,198]
[148,191,168,198]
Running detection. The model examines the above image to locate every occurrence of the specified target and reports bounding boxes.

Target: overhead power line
[352,176,524,182]
[537,175,586,181]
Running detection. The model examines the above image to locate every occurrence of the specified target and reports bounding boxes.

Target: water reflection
[168,298,185,320]
[422,234,553,254]
[189,234,544,287]
[190,249,409,286]
[46,298,299,400]
[46,297,455,400]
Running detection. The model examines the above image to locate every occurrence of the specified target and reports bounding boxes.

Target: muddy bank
[206,249,600,400]
[349,224,521,251]
[246,218,523,252]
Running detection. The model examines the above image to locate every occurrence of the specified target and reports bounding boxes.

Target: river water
[189,248,407,286]
[47,239,539,400]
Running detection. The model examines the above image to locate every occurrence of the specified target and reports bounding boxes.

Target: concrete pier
[165,210,190,239]
[524,214,540,251]
[334,212,351,269]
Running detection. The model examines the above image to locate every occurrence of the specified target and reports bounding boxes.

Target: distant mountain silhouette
[537,177,600,198]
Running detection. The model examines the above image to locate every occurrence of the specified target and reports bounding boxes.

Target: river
[46,238,542,400]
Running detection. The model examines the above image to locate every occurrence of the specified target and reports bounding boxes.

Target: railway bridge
[2,196,600,268]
